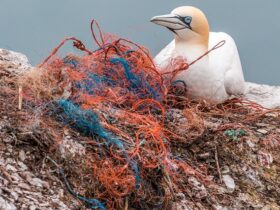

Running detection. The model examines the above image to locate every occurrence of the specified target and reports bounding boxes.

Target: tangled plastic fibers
[18,20,280,209]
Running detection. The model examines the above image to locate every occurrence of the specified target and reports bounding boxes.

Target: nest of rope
[4,20,278,210]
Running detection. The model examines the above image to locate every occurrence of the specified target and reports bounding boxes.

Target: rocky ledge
[0,49,279,210]
[245,82,280,109]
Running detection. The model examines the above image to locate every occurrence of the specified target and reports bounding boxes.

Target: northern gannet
[151,6,246,103]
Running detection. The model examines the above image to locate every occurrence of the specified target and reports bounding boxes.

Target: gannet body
[151,6,245,103]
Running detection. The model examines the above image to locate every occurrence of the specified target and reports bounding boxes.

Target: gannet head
[151,6,209,46]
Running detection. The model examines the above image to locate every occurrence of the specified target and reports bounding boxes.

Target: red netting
[17,19,279,209]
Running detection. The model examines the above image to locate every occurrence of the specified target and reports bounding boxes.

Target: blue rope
[129,159,141,188]
[57,99,125,149]
[110,57,161,100]
[110,58,142,89]
[63,56,79,68]
[63,56,162,100]
[57,100,141,187]
[60,168,106,210]
[58,57,146,198]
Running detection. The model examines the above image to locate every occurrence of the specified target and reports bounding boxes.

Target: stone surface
[1,48,280,210]
[0,152,73,210]
[0,197,17,210]
[258,151,273,168]
[222,175,236,192]
[257,129,269,135]
[19,150,27,162]
[188,177,208,199]
[245,82,280,108]
[59,138,86,159]
[0,48,31,73]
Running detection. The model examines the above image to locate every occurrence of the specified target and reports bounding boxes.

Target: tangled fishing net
[9,20,279,209]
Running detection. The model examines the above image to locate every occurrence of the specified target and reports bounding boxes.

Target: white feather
[154,32,246,103]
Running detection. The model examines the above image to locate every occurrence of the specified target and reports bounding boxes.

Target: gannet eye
[183,16,192,24]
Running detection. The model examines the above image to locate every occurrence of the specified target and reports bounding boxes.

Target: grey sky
[0,0,279,85]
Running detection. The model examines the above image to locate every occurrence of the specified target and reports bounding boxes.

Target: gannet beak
[150,14,191,31]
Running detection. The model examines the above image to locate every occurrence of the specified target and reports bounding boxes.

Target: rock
[10,173,22,182]
[42,181,50,189]
[19,150,27,162]
[29,205,36,210]
[18,182,32,191]
[257,129,269,135]
[0,158,4,165]
[3,179,9,186]
[6,164,17,172]
[3,138,12,143]
[171,195,194,210]
[28,178,45,188]
[20,171,33,181]
[245,82,280,109]
[59,138,86,159]
[222,175,235,192]
[17,161,28,171]
[242,165,265,190]
[246,140,257,149]
[265,113,278,118]
[256,123,269,127]
[197,152,211,159]
[188,177,208,199]
[176,193,186,200]
[5,158,16,164]
[221,166,230,175]
[0,48,31,72]
[262,203,280,210]
[172,201,192,210]
[0,196,17,210]
[10,192,19,201]
[14,187,23,195]
[237,193,265,208]
[258,151,273,168]
[215,205,229,210]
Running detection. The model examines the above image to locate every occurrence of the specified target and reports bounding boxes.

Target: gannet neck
[174,34,209,50]
[174,37,209,62]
